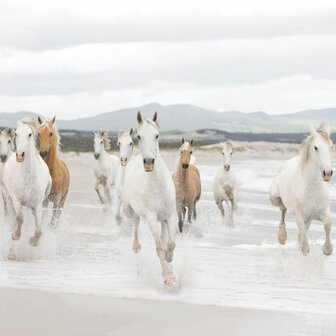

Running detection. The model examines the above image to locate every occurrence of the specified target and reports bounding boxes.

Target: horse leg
[146,214,170,283]
[193,200,197,220]
[11,198,23,241]
[296,214,310,255]
[164,215,176,283]
[187,202,194,224]
[321,214,333,255]
[133,216,141,253]
[30,206,42,246]
[124,202,141,252]
[216,198,225,218]
[50,196,64,232]
[176,201,184,233]
[1,188,8,221]
[278,208,287,245]
[114,194,122,226]
[95,180,105,205]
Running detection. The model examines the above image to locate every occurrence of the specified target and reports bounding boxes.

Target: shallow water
[0,152,336,317]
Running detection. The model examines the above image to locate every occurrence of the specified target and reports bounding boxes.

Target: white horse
[123,111,177,284]
[92,131,119,212]
[270,124,334,256]
[3,118,52,247]
[114,128,134,225]
[213,141,239,225]
[0,128,15,218]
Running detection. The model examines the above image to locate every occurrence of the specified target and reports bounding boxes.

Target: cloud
[1,75,336,118]
[1,1,336,50]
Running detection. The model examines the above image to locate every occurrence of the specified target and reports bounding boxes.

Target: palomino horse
[173,139,201,232]
[92,131,119,212]
[0,128,15,218]
[123,111,177,284]
[3,118,52,247]
[38,116,70,230]
[213,141,239,225]
[270,124,334,256]
[115,128,134,225]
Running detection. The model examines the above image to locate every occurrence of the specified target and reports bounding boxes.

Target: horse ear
[153,111,158,123]
[190,140,193,145]
[50,116,56,124]
[137,111,143,125]
[92,131,96,136]
[181,138,184,144]
[38,116,43,124]
[310,125,318,136]
[129,128,133,135]
[117,131,123,140]
[319,123,330,135]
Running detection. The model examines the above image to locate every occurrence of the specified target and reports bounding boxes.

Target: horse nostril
[331,170,334,176]
[143,158,146,164]
[152,159,155,164]
[323,170,326,176]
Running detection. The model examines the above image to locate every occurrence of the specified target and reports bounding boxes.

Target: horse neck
[21,144,38,174]
[176,156,189,185]
[301,156,324,186]
[46,141,58,175]
[99,146,109,161]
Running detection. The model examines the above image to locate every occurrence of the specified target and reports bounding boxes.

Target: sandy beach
[0,149,335,335]
[1,286,335,336]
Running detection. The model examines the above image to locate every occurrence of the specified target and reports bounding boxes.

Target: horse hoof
[29,237,39,247]
[165,250,173,263]
[133,243,141,253]
[164,276,176,285]
[323,244,333,256]
[7,250,16,261]
[278,232,287,245]
[11,232,21,241]
[178,221,183,233]
[301,243,310,256]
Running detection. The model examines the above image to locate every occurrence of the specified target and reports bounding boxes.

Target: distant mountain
[1,103,335,133]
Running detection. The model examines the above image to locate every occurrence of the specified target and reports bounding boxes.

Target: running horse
[37,116,70,230]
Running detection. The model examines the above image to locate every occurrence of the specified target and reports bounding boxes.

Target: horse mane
[40,120,61,157]
[20,118,37,138]
[300,125,333,167]
[144,118,159,129]
[97,131,110,150]
[223,141,233,151]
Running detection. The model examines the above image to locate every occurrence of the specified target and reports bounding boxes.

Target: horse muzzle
[323,169,333,182]
[94,153,100,160]
[40,151,48,160]
[16,152,24,162]
[121,157,128,166]
[143,158,155,172]
[0,154,7,163]
[224,165,231,171]
[182,163,189,170]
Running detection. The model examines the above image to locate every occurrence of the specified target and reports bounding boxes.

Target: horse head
[222,141,233,171]
[117,128,133,166]
[179,138,193,170]
[137,111,159,172]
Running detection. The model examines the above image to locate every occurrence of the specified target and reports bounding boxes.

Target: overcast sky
[1,0,336,119]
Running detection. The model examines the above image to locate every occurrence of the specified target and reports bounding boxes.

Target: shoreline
[1,286,335,336]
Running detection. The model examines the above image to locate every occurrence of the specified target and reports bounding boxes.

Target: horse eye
[117,142,120,146]
[137,135,141,140]
[101,141,103,144]
[8,140,11,144]
[130,142,133,146]
[49,132,53,137]
[156,134,159,139]
[230,153,233,156]
[28,133,32,138]
[314,146,318,151]
[190,151,193,154]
